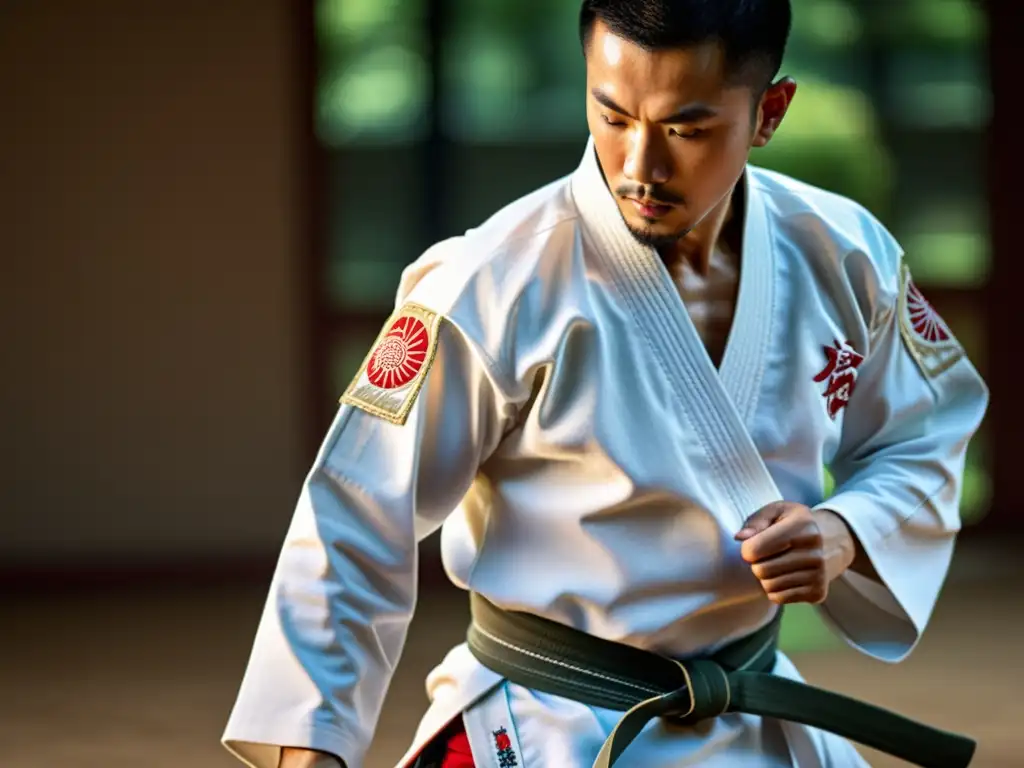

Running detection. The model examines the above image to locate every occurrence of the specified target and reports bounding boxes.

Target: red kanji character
[494,731,511,751]
[813,339,863,419]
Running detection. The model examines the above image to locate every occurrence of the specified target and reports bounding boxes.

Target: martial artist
[222,0,989,766]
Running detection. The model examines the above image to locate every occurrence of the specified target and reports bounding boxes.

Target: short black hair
[579,0,792,91]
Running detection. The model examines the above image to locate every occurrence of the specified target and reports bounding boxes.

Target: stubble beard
[622,212,691,250]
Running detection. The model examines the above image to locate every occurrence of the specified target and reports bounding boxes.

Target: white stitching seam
[473,623,663,697]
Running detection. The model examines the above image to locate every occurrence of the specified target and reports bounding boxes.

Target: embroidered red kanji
[492,727,518,768]
[813,339,864,419]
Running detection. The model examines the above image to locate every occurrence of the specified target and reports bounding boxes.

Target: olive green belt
[466,593,975,768]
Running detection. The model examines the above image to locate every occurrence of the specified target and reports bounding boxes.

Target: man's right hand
[279,747,346,768]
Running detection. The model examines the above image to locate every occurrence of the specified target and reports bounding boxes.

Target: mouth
[626,198,674,219]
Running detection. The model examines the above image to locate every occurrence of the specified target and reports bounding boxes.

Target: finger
[750,550,822,581]
[764,583,828,606]
[740,515,805,563]
[735,501,789,540]
[758,569,822,596]
[742,516,824,563]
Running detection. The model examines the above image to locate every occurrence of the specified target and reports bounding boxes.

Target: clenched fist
[734,502,857,605]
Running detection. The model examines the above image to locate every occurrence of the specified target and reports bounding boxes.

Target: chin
[623,213,689,249]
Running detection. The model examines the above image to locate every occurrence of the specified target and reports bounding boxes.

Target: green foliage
[316,0,421,45]
[789,0,863,48]
[779,604,842,652]
[902,231,989,288]
[318,45,429,144]
[900,201,990,287]
[752,75,893,215]
[315,0,429,145]
[874,0,987,46]
[821,466,835,499]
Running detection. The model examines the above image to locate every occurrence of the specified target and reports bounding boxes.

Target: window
[316,0,429,146]
[440,0,589,143]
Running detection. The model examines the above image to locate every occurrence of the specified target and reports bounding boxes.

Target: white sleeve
[814,262,989,663]
[221,303,511,768]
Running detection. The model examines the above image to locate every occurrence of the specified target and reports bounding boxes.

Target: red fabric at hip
[441,719,476,768]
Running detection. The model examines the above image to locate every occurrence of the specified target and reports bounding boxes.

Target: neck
[662,173,746,276]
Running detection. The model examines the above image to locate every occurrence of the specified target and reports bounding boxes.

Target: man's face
[585,21,789,247]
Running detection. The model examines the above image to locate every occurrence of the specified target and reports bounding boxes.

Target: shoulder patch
[897,264,963,378]
[340,303,442,425]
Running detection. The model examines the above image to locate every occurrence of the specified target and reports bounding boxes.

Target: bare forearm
[279,747,345,768]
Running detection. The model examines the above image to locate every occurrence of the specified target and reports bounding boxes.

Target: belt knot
[661,659,733,724]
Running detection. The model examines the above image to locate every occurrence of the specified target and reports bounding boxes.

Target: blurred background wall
[1,0,311,571]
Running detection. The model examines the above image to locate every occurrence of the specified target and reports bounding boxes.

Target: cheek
[681,129,749,187]
[589,129,627,179]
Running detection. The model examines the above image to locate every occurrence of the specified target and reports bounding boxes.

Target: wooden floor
[2,545,1020,768]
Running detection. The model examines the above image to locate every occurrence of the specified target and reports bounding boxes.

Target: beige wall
[1,1,308,564]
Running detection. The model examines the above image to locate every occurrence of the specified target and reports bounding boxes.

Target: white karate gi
[222,138,988,768]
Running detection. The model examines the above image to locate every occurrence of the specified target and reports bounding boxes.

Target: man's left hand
[734,502,857,605]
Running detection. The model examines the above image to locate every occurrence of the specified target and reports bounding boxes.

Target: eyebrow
[590,88,718,123]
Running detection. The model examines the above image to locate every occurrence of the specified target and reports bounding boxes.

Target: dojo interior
[2,1,1019,766]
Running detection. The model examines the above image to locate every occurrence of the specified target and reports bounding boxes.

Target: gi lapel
[570,138,781,522]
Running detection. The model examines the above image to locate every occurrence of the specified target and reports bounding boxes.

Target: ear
[752,76,797,148]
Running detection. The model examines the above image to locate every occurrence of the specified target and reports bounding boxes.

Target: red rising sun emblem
[366,315,430,389]
[905,279,950,343]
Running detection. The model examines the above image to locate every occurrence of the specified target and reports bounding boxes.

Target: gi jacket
[223,138,988,768]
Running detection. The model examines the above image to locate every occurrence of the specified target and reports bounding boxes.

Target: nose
[623,128,671,186]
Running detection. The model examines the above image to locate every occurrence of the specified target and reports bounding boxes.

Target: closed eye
[670,127,707,139]
[601,114,626,127]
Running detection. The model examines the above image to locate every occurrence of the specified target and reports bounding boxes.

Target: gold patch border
[897,263,963,378]
[339,302,443,426]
